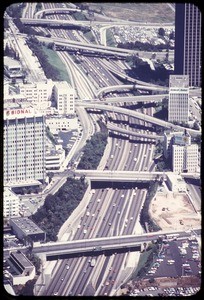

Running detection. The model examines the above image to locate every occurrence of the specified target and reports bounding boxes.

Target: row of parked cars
[163,286,200,296]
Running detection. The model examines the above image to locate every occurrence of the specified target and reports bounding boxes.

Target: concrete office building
[9,217,46,244]
[53,81,75,115]
[174,3,201,87]
[3,187,20,218]
[172,143,198,173]
[4,105,46,186]
[18,79,53,107]
[171,131,198,173]
[164,130,198,173]
[168,75,189,123]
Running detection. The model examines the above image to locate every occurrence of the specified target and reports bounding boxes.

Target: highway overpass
[75,170,166,182]
[32,229,201,260]
[85,94,168,104]
[76,102,201,136]
[106,123,163,140]
[34,8,81,18]
[21,17,174,28]
[95,84,168,97]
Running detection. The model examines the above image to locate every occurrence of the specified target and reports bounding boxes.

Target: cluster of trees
[6,3,25,18]
[136,244,160,279]
[12,185,42,195]
[26,37,63,81]
[31,177,87,241]
[126,57,171,86]
[77,131,108,170]
[118,40,173,52]
[140,181,161,232]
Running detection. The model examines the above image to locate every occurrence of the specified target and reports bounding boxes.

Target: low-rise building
[166,173,187,192]
[46,115,78,134]
[7,251,35,286]
[9,217,46,244]
[4,187,20,219]
[4,56,23,78]
[45,144,65,170]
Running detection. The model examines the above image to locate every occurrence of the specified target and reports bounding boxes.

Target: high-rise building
[168,75,189,123]
[53,81,75,115]
[4,105,46,186]
[174,3,201,87]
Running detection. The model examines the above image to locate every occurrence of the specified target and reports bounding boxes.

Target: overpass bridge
[36,36,134,58]
[76,102,201,136]
[106,123,162,140]
[83,94,168,104]
[32,229,201,260]
[21,17,173,28]
[75,170,166,182]
[95,84,168,97]
[34,8,81,18]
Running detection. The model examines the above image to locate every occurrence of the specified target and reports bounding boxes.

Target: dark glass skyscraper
[174,3,201,87]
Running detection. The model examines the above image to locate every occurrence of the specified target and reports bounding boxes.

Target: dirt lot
[85,3,175,23]
[149,192,201,231]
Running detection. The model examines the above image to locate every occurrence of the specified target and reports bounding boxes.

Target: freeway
[77,102,201,136]
[33,229,201,258]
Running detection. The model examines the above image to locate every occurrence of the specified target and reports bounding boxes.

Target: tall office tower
[168,75,189,123]
[174,3,201,87]
[4,105,46,186]
[53,81,75,115]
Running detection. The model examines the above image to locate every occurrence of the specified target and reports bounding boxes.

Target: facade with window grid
[4,107,46,185]
[168,75,189,123]
[175,3,201,87]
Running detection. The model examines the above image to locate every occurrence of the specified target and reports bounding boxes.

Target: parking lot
[144,237,201,280]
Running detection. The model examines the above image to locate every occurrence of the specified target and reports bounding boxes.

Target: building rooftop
[10,251,34,269]
[10,217,44,236]
[4,56,22,69]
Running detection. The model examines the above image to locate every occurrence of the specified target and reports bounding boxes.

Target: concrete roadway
[77,102,201,136]
[33,229,201,257]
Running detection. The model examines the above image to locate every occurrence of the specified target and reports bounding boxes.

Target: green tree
[158,27,165,37]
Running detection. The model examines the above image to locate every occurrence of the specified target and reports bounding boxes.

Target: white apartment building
[18,79,53,107]
[168,75,189,123]
[53,81,75,115]
[4,106,46,186]
[3,187,20,218]
[46,115,78,134]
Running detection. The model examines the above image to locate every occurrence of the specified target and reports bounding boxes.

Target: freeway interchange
[8,3,201,297]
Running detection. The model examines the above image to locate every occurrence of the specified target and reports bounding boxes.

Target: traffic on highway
[4,2,201,297]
